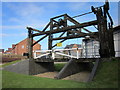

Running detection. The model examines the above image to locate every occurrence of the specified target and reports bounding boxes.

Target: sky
[1,1,119,50]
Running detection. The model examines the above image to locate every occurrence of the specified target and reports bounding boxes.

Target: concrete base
[29,59,54,75]
[87,59,100,82]
[55,59,93,79]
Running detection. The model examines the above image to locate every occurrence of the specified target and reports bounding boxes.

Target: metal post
[52,50,55,59]
[33,51,36,59]
[85,39,88,58]
[77,48,79,59]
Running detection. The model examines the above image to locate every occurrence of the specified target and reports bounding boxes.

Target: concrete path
[2,59,29,75]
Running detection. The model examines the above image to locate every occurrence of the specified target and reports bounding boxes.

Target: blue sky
[1,2,118,50]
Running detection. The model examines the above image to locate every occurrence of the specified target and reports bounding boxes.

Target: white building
[82,25,120,58]
[82,38,100,58]
[114,25,120,57]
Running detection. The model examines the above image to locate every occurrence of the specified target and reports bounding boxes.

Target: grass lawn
[1,59,119,88]
[54,63,66,71]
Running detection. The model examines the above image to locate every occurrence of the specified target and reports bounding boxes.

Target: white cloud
[2,25,25,30]
[0,33,28,37]
[9,18,22,23]
[6,3,45,18]
[66,2,88,11]
[3,3,51,30]
[0,33,8,37]
[19,5,44,17]
[1,22,47,30]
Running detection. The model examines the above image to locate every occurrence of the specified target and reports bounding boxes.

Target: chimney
[12,44,16,49]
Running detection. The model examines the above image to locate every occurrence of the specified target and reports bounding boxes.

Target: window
[22,45,24,49]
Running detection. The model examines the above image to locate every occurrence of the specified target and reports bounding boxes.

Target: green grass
[1,59,119,88]
[54,63,66,71]
[2,70,87,88]
[87,59,118,88]
[0,60,21,68]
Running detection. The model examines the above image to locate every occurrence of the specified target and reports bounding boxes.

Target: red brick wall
[11,38,41,55]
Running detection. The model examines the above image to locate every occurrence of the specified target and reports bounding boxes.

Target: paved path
[2,60,29,74]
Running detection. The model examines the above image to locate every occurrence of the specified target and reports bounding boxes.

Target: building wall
[71,44,82,57]
[82,39,100,58]
[114,30,120,57]
[82,27,120,58]
[64,44,82,57]
[11,38,41,55]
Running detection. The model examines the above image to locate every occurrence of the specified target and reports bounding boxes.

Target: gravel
[34,71,90,82]
[34,72,58,79]
[63,71,90,82]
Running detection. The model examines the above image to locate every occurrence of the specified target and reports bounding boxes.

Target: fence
[33,48,83,59]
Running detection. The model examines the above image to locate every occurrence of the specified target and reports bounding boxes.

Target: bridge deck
[34,58,98,62]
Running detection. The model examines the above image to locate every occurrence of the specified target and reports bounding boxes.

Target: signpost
[57,43,62,47]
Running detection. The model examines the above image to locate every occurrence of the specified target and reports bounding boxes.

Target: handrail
[33,48,82,59]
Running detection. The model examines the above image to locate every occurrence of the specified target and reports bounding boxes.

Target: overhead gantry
[27,0,115,59]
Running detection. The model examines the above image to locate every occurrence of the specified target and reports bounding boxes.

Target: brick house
[5,38,41,55]
[0,49,4,53]
[64,44,82,56]
[65,44,81,49]
[4,48,12,54]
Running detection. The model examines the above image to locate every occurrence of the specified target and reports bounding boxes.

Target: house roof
[65,44,74,49]
[77,44,81,48]
[65,44,81,49]
[114,25,120,32]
